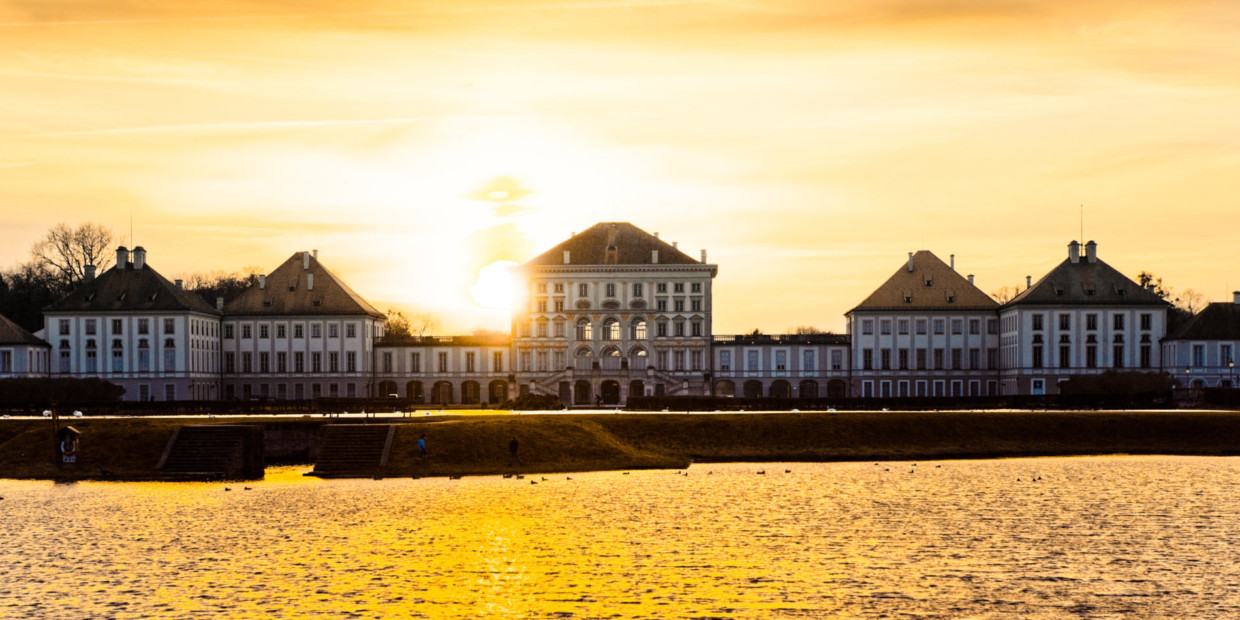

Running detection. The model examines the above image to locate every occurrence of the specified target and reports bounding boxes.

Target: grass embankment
[4,410,1240,480]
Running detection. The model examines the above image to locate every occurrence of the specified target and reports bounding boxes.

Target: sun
[470,260,517,310]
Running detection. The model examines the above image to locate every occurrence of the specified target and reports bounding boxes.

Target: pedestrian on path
[417,434,427,458]
[508,436,523,466]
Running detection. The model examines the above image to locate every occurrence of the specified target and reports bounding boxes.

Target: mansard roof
[44,259,219,315]
[523,222,706,267]
[224,252,384,318]
[0,313,49,347]
[849,250,998,314]
[1166,301,1240,341]
[1004,250,1167,308]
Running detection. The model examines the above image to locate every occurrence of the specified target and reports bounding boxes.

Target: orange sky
[2,0,1237,333]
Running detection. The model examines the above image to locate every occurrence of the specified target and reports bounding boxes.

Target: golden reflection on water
[4,457,1240,618]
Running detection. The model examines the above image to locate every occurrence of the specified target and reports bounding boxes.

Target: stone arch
[715,379,737,398]
[743,380,764,399]
[461,380,481,405]
[770,379,791,399]
[488,380,508,405]
[631,318,647,340]
[629,380,645,400]
[601,380,621,405]
[602,318,621,341]
[799,380,819,399]
[378,380,398,398]
[827,379,847,399]
[407,380,424,403]
[432,381,453,405]
[574,380,592,405]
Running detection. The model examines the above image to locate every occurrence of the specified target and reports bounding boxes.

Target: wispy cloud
[9,117,434,140]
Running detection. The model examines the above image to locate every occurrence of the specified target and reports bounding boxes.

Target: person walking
[508,436,522,466]
[417,434,427,458]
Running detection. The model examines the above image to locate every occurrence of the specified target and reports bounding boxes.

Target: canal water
[3,456,1239,618]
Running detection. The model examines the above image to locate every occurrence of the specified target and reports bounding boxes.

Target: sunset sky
[2,0,1237,334]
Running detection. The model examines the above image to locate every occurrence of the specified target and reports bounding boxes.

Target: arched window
[604,319,620,341]
[576,319,593,341]
[632,320,647,340]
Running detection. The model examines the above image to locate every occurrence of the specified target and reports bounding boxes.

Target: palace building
[10,224,1214,404]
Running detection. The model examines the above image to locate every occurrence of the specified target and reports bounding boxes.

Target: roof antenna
[1079,204,1083,245]
[130,207,134,248]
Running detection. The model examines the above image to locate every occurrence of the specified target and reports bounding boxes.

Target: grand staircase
[156,425,264,480]
[311,424,396,477]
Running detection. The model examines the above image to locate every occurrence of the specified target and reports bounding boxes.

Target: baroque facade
[8,223,1225,404]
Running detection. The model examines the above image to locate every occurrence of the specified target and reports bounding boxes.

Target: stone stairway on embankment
[156,425,264,480]
[311,424,396,478]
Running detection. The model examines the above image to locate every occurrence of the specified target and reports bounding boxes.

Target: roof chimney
[1068,240,1080,264]
[700,249,707,264]
[116,246,130,269]
[563,250,571,264]
[968,274,975,285]
[85,265,96,283]
[672,241,678,249]
[907,252,914,273]
[258,274,266,290]
[1026,275,1032,289]
[950,254,955,270]
[312,249,318,259]
[653,232,659,239]
[307,273,314,291]
[1234,291,1240,305]
[216,296,224,311]
[651,250,659,264]
[1085,240,1097,263]
[303,251,310,270]
[174,278,183,289]
[132,246,146,270]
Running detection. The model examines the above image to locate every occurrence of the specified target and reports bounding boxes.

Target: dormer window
[924,277,933,287]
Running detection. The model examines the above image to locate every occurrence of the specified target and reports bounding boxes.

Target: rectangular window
[691,282,701,293]
[951,320,963,335]
[674,322,684,337]
[1059,345,1071,368]
[138,319,149,335]
[880,320,892,335]
[969,319,979,335]
[657,350,668,369]
[657,299,667,312]
[831,350,842,370]
[536,351,548,371]
[1113,345,1124,368]
[312,352,322,372]
[863,348,873,370]
[347,323,357,338]
[438,352,448,373]
[242,352,252,373]
[1032,346,1043,368]
[260,324,269,339]
[295,352,305,373]
[242,324,252,339]
[1059,314,1071,330]
[329,352,339,372]
[346,351,356,372]
[775,350,787,371]
[466,352,476,372]
[163,318,175,334]
[277,352,287,373]
[313,384,322,398]
[1140,345,1151,368]
[138,349,150,372]
[987,348,997,369]
[915,348,926,370]
[225,352,236,373]
[1113,314,1124,330]
[987,319,998,334]
[674,283,684,293]
[633,283,643,297]
[1086,314,1098,330]
[259,352,270,373]
[674,299,685,312]
[493,351,504,372]
[897,320,909,335]
[1032,314,1044,331]
[1086,345,1097,368]
[691,322,702,337]
[382,352,393,373]
[1192,344,1205,367]
[578,283,588,297]
[803,350,814,371]
[898,348,909,370]
[1140,313,1152,330]
[951,348,962,370]
[933,348,944,370]
[294,324,304,338]
[720,350,731,371]
[536,299,547,313]
[691,350,702,371]
[311,324,322,338]
[673,350,685,371]
[934,320,945,335]
[605,283,616,297]
[916,320,927,335]
[112,319,123,335]
[691,299,702,312]
[411,352,421,372]
[59,319,71,336]
[657,322,667,337]
[747,350,759,371]
[277,324,286,338]
[329,324,339,338]
[85,319,96,335]
[1223,344,1234,365]
[554,300,564,312]
[862,320,873,335]
[656,283,667,293]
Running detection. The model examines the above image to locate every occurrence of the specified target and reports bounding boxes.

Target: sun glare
[470,260,517,310]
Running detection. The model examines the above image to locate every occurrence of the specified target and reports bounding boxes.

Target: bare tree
[29,222,115,292]
[788,325,827,335]
[383,309,441,339]
[409,312,441,336]
[990,286,1020,304]
[1178,288,1206,315]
